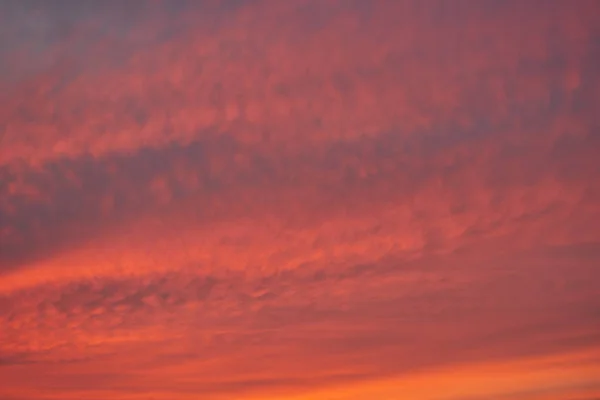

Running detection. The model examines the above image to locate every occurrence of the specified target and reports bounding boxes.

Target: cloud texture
[1,1,599,399]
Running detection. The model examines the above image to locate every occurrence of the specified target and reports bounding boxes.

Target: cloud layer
[1,1,599,399]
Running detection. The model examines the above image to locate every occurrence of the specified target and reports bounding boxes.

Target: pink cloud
[1,1,599,399]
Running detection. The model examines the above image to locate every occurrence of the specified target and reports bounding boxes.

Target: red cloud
[1,1,599,399]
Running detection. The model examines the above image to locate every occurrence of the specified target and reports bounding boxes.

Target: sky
[0,1,599,399]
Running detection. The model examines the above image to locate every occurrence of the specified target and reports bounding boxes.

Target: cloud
[1,0,599,165]
[1,1,599,399]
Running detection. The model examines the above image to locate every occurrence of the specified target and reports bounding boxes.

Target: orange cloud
[1,1,599,399]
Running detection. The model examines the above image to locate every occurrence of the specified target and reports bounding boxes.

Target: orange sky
[1,1,599,399]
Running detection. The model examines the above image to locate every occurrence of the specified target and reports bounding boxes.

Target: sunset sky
[1,1,599,399]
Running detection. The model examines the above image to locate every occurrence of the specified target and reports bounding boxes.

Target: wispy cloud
[0,1,599,399]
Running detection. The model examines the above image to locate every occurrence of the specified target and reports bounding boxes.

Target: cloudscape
[1,1,599,399]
